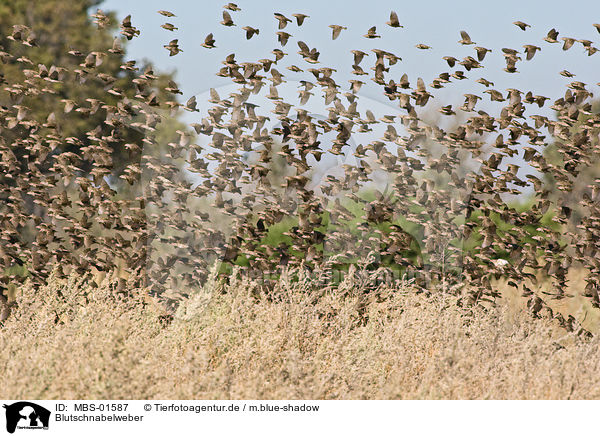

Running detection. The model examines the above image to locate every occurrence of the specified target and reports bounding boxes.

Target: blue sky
[98,0,600,106]
[97,0,600,196]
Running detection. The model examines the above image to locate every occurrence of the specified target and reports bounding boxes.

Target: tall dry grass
[1,269,600,399]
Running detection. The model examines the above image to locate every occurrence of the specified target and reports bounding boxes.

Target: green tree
[0,0,182,182]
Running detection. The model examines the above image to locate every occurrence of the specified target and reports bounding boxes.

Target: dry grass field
[2,269,600,400]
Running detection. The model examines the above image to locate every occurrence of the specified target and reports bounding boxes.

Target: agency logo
[3,402,50,434]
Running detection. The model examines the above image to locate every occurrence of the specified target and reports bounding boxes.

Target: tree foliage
[0,0,182,180]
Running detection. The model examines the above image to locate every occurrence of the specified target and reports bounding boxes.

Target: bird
[221,11,235,26]
[329,25,347,40]
[474,46,491,61]
[387,11,403,28]
[0,290,12,322]
[544,28,559,43]
[277,31,292,46]
[476,77,494,87]
[242,26,260,39]
[292,13,309,26]
[297,41,319,63]
[513,21,530,31]
[120,15,140,40]
[458,30,475,45]
[274,13,292,29]
[523,44,541,60]
[223,3,241,11]
[363,26,381,39]
[351,50,368,65]
[91,9,110,29]
[561,37,576,51]
[164,39,182,56]
[158,10,176,17]
[443,56,458,67]
[202,33,216,48]
[272,48,287,62]
[161,23,178,31]
[439,104,456,115]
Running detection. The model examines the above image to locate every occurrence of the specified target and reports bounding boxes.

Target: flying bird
[351,49,368,65]
[243,26,260,39]
[202,33,216,48]
[164,39,182,56]
[186,96,199,111]
[387,11,403,28]
[523,44,540,60]
[292,13,309,26]
[474,46,491,61]
[513,21,531,31]
[544,28,559,43]
[458,30,475,45]
[561,37,576,51]
[329,25,347,40]
[277,31,292,46]
[443,56,458,67]
[161,23,178,31]
[221,11,235,26]
[364,26,381,39]
[274,13,292,29]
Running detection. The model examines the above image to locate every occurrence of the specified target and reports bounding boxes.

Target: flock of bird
[1,5,600,335]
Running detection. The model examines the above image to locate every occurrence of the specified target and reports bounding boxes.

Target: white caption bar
[0,400,592,436]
